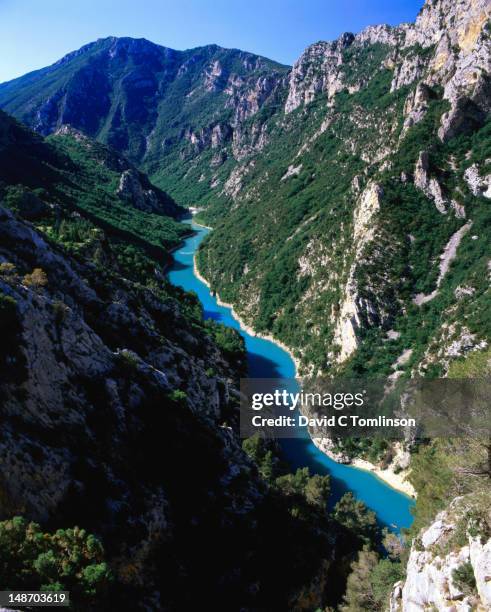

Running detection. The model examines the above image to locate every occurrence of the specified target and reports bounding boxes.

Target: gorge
[168,220,415,531]
[0,0,490,608]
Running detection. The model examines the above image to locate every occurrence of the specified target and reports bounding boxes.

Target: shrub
[168,389,187,403]
[23,268,48,289]
[0,262,16,276]
[205,320,245,364]
[333,492,377,544]
[452,561,476,594]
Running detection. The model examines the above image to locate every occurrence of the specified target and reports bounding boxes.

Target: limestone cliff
[390,495,491,611]
[332,183,383,362]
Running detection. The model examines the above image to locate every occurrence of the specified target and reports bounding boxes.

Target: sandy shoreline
[191,219,213,231]
[190,216,300,376]
[351,458,416,498]
[187,217,415,499]
[311,438,416,497]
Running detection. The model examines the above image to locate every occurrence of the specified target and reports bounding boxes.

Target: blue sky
[0,0,424,82]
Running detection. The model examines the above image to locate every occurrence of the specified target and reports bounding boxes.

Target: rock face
[406,0,491,142]
[117,168,171,214]
[414,151,448,214]
[284,0,490,139]
[464,163,491,198]
[333,183,382,361]
[390,497,491,611]
[0,202,339,609]
[413,221,473,305]
[284,34,354,114]
[0,202,247,557]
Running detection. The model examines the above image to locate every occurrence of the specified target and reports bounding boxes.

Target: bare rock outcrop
[390,497,491,611]
[405,0,491,141]
[333,183,383,361]
[414,151,448,213]
[464,163,491,198]
[285,34,354,114]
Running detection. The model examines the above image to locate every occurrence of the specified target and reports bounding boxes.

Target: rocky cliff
[0,200,346,609]
[0,108,347,609]
[0,202,252,607]
[390,494,491,611]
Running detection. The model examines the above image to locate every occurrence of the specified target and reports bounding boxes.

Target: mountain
[1,3,488,378]
[0,37,289,206]
[0,109,188,266]
[0,111,366,609]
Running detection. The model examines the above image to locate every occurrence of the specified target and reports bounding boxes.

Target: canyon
[0,0,490,608]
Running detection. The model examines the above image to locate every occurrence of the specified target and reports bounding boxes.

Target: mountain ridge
[0,34,291,207]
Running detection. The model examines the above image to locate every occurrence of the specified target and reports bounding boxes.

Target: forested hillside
[196,0,490,379]
[3,1,487,380]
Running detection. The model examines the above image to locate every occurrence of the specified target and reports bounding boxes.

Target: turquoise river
[168,221,415,532]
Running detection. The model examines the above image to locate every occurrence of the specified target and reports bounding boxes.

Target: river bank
[193,252,302,377]
[193,235,415,499]
[169,218,414,528]
[311,437,416,497]
[192,218,213,230]
[351,458,416,498]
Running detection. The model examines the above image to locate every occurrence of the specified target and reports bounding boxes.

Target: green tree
[333,492,377,544]
[0,517,113,605]
[340,547,379,611]
[452,561,476,595]
[341,549,403,612]
[242,432,268,464]
[304,474,331,509]
[371,559,404,607]
[242,433,284,482]
[23,267,48,289]
[274,468,330,510]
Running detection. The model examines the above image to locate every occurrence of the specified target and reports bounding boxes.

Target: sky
[0,0,424,82]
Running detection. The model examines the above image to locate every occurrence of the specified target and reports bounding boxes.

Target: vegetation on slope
[0,517,112,608]
[0,111,188,261]
[0,109,249,368]
[0,37,289,206]
[242,433,394,608]
[197,42,490,381]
